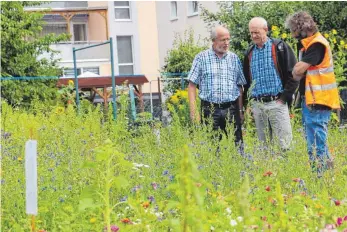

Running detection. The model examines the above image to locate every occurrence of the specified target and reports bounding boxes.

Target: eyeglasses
[217,38,231,43]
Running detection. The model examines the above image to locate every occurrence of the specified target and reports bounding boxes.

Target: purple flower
[162,170,169,175]
[148,196,155,203]
[120,196,128,202]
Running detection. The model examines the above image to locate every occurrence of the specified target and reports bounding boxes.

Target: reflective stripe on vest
[305,83,337,92]
[307,66,334,76]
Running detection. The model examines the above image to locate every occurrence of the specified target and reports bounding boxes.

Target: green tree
[161,29,207,93]
[0,1,69,108]
[200,2,347,85]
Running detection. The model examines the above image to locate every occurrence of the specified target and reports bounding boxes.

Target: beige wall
[87,1,108,41]
[100,63,111,76]
[88,13,107,41]
[88,1,108,7]
[136,1,160,93]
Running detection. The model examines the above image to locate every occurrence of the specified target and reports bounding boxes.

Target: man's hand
[188,82,199,123]
[276,99,285,105]
[293,61,311,81]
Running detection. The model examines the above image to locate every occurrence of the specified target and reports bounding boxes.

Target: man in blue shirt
[243,17,298,151]
[188,26,247,150]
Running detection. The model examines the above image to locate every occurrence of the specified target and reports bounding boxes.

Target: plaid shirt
[188,48,246,103]
[250,38,283,97]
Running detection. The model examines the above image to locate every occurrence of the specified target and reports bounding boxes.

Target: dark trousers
[201,99,243,147]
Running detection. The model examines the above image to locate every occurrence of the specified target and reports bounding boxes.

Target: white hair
[250,17,268,29]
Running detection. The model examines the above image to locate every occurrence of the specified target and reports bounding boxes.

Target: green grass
[1,100,347,231]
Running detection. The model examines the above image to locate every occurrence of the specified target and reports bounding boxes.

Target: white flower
[143,164,150,168]
[210,226,215,231]
[226,207,232,214]
[237,216,243,222]
[230,219,237,227]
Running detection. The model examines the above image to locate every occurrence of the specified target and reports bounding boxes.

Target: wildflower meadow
[1,94,347,232]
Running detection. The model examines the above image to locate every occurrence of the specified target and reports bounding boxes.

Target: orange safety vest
[300,32,340,109]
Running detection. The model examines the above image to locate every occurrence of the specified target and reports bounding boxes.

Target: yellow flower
[340,40,345,46]
[271,25,279,31]
[170,95,179,104]
[333,38,337,44]
[324,33,329,38]
[17,157,23,161]
[90,217,97,223]
[332,29,337,35]
[55,107,65,115]
[281,33,288,39]
[345,44,347,49]
[68,80,74,85]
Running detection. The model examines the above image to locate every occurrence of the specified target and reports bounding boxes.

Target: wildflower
[210,226,215,230]
[104,225,120,232]
[263,171,273,177]
[195,182,202,187]
[337,217,343,226]
[340,40,345,46]
[332,29,337,35]
[68,80,74,85]
[271,25,279,31]
[90,217,97,223]
[151,182,158,190]
[226,207,232,214]
[237,216,243,222]
[345,44,347,49]
[148,196,155,203]
[230,219,237,227]
[142,201,150,208]
[261,216,267,221]
[292,178,301,182]
[121,218,132,224]
[17,157,23,161]
[55,107,65,115]
[281,33,288,39]
[162,170,169,175]
[333,38,337,44]
[265,186,271,192]
[324,33,329,38]
[334,200,341,206]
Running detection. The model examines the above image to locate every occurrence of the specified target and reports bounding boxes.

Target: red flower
[121,218,132,224]
[265,186,271,192]
[334,200,341,206]
[263,171,273,177]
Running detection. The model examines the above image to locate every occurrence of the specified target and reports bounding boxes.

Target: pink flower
[334,200,341,206]
[104,225,120,231]
[337,217,343,226]
[151,182,158,190]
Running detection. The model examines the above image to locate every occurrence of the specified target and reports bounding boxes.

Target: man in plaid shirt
[243,17,298,151]
[188,25,247,151]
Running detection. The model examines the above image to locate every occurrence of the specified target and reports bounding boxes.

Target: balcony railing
[39,41,111,62]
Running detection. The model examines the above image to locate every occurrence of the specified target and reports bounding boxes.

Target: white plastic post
[25,140,38,215]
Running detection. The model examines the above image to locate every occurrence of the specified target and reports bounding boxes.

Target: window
[170,1,177,19]
[116,36,134,75]
[83,67,100,75]
[40,24,67,37]
[63,67,100,77]
[73,24,87,42]
[188,1,198,16]
[114,1,131,20]
[63,68,81,77]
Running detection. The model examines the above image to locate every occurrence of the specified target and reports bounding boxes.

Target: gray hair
[210,25,229,41]
[249,17,268,29]
[285,11,318,35]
